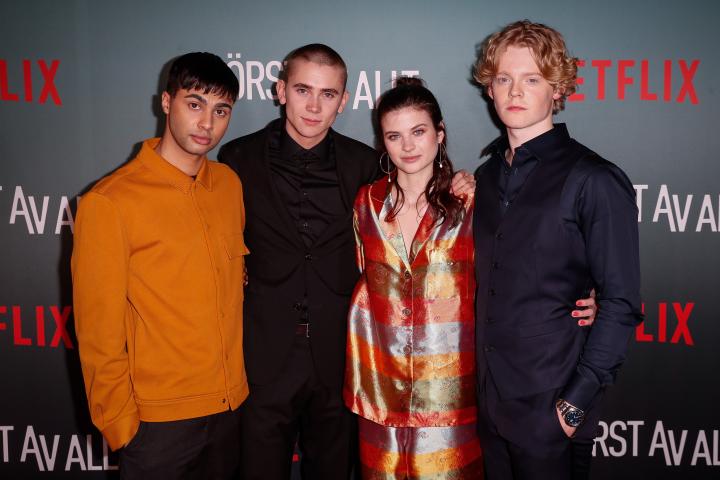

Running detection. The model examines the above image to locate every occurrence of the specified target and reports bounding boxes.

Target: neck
[285,120,328,150]
[155,136,203,176]
[396,168,432,203]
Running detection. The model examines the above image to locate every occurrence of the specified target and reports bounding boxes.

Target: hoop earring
[379,152,395,182]
[437,143,447,169]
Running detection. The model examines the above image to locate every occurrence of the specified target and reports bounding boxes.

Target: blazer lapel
[369,181,411,270]
[259,122,305,246]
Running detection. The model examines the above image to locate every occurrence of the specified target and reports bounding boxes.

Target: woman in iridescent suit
[344,78,596,479]
[344,77,483,479]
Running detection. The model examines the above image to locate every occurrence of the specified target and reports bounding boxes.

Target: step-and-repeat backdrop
[1,1,718,478]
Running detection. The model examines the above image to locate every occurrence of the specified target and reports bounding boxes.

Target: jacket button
[489,288,496,296]
[486,316,494,324]
[404,270,411,279]
[492,261,499,269]
[293,302,302,311]
[496,232,504,240]
[402,308,412,316]
[484,345,495,353]
[304,253,312,260]
[402,345,412,355]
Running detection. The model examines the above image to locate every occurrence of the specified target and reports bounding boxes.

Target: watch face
[564,409,584,427]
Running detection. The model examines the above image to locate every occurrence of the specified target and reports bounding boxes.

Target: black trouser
[238,334,356,480]
[477,376,598,480]
[119,408,241,480]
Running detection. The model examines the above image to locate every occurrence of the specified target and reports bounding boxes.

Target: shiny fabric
[358,416,483,480]
[344,177,477,428]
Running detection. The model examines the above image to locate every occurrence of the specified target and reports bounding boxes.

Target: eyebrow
[293,82,340,95]
[184,93,233,110]
[384,123,428,135]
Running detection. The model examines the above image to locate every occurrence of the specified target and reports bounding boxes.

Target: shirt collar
[137,138,212,194]
[490,123,572,165]
[280,123,332,164]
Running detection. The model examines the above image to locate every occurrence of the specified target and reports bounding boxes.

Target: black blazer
[474,128,643,416]
[219,119,378,388]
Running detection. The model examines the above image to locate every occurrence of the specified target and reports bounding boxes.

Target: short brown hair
[281,43,348,88]
[473,20,577,112]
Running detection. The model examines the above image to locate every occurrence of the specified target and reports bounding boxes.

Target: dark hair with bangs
[376,77,464,227]
[166,52,239,102]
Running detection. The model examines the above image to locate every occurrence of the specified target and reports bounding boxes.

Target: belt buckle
[296,323,310,338]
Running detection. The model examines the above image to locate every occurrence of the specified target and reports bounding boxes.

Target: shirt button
[222,398,227,404]
[402,308,411,316]
[302,222,309,229]
[404,271,411,279]
[304,253,312,260]
[402,345,412,355]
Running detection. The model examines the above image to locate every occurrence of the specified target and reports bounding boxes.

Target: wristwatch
[556,399,585,428]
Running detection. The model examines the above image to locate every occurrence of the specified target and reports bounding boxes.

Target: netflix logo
[569,59,699,104]
[636,302,694,346]
[0,306,74,348]
[0,59,62,106]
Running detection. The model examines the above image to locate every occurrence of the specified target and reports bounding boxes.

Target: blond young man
[472,21,643,479]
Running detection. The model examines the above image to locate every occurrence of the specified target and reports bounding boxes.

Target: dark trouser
[119,408,241,480]
[477,375,598,480]
[239,334,356,480]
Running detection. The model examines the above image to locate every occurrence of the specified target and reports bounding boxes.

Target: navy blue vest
[474,138,598,400]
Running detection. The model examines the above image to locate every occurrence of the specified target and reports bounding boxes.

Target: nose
[306,94,321,113]
[401,136,414,152]
[198,109,213,131]
[509,80,523,98]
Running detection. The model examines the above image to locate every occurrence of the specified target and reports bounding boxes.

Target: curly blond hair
[473,20,578,112]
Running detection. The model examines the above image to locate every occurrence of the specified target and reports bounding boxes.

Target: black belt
[295,323,310,337]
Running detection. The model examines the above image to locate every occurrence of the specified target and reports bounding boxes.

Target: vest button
[304,253,312,260]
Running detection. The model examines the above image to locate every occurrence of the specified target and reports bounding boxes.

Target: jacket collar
[138,138,212,194]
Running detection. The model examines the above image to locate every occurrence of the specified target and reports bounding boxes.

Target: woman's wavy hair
[473,20,578,112]
[376,77,464,227]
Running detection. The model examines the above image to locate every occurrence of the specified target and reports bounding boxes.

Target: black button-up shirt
[487,124,643,409]
[268,123,345,322]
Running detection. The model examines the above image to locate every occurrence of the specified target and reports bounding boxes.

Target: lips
[302,117,321,126]
[507,106,526,111]
[400,155,421,163]
[191,135,211,145]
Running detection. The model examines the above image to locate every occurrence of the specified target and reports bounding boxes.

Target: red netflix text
[0,59,62,105]
[0,305,73,348]
[569,59,699,105]
[636,302,694,346]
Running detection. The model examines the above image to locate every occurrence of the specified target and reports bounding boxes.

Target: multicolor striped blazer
[344,177,477,428]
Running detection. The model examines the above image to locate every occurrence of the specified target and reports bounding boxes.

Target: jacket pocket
[222,233,250,259]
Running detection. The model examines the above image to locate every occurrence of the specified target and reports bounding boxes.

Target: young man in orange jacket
[72,52,248,479]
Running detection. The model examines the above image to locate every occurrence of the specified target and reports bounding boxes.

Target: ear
[487,85,494,100]
[437,122,446,144]
[337,90,350,114]
[553,86,563,101]
[161,91,171,114]
[276,80,287,105]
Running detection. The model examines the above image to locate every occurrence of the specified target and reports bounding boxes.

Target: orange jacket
[72,138,249,450]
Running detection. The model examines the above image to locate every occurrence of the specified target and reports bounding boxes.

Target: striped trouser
[358,416,483,479]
